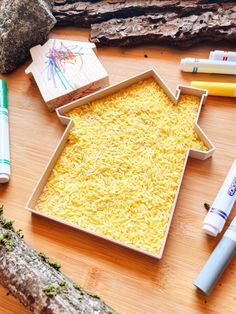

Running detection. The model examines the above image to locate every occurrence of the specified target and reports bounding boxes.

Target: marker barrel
[203,159,236,237]
[191,81,236,97]
[180,58,236,75]
[209,50,236,62]
[194,217,236,295]
[0,80,10,183]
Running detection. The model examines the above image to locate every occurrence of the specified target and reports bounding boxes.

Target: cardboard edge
[46,76,110,112]
[25,40,109,108]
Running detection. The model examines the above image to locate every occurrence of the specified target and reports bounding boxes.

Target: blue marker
[194,217,236,295]
[203,159,236,237]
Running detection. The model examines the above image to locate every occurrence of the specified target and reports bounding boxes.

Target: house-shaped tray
[26,69,215,259]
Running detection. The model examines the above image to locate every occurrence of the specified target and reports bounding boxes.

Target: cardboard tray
[26,69,216,259]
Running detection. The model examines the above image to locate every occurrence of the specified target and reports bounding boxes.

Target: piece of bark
[0,210,114,314]
[53,0,234,27]
[54,0,100,4]
[90,6,236,47]
[0,0,56,73]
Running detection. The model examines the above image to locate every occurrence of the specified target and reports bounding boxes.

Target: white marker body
[209,50,236,62]
[0,107,10,183]
[203,159,236,237]
[180,58,236,75]
[224,217,236,242]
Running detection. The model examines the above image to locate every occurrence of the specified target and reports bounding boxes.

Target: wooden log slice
[0,210,114,314]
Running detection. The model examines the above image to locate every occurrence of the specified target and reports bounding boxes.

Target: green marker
[0,80,10,183]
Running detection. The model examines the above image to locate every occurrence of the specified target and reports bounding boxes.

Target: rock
[0,0,56,74]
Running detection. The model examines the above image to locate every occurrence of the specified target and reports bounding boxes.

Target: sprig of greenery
[43,284,58,297]
[88,291,100,299]
[73,283,84,293]
[43,281,68,297]
[0,230,13,250]
[0,206,15,231]
[38,252,61,271]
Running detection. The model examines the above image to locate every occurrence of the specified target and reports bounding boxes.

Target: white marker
[209,50,236,62]
[0,80,10,183]
[180,58,236,75]
[203,159,236,236]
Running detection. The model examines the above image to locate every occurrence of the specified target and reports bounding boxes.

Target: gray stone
[0,0,56,73]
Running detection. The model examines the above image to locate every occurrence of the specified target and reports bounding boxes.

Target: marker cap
[203,224,218,237]
[180,59,187,71]
[209,51,214,59]
[194,217,236,295]
[0,174,10,183]
[194,236,236,295]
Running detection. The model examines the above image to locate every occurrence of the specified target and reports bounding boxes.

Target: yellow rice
[36,79,207,255]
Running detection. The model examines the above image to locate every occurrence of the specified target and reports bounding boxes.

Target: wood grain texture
[0,27,236,314]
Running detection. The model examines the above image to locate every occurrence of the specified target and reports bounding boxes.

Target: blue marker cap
[194,217,236,295]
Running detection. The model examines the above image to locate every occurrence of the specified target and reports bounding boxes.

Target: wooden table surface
[0,27,236,314]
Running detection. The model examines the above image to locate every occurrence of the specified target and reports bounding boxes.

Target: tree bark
[53,0,235,27]
[0,212,114,314]
[89,5,236,47]
[52,0,236,47]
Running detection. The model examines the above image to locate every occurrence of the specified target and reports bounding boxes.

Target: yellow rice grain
[36,79,207,255]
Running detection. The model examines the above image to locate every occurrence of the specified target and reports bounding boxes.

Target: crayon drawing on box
[46,40,84,91]
[25,39,109,111]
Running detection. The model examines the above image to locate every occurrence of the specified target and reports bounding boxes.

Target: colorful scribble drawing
[46,40,84,90]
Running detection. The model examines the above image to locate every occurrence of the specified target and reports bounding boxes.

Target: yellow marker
[191,81,236,97]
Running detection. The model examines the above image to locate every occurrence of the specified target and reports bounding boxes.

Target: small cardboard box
[26,69,215,259]
[25,39,109,111]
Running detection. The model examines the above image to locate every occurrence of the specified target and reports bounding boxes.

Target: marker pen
[194,216,236,295]
[180,58,236,75]
[191,81,236,97]
[209,50,236,62]
[203,159,236,237]
[0,80,10,183]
